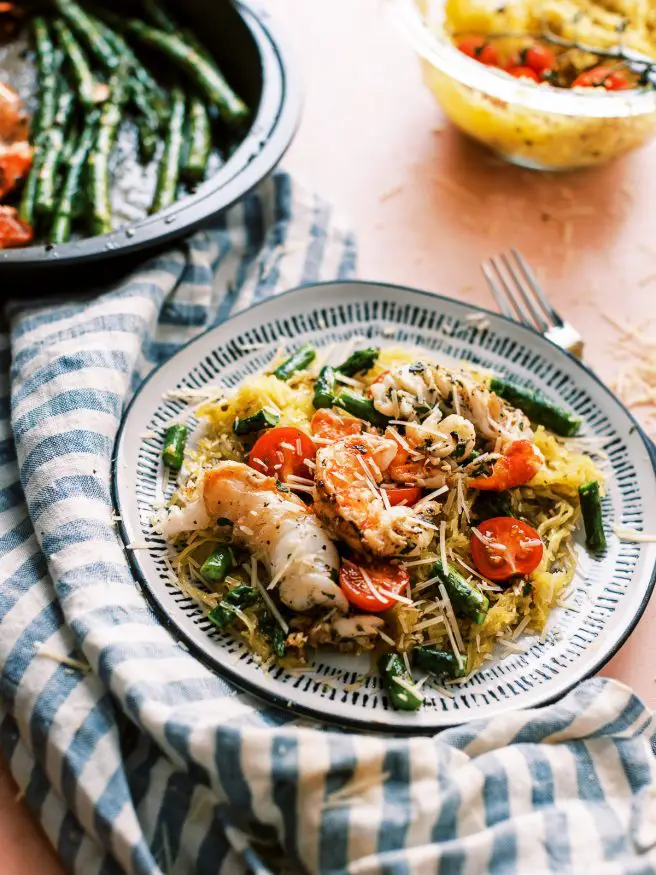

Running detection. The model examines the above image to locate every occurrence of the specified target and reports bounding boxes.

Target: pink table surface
[3,0,655,870]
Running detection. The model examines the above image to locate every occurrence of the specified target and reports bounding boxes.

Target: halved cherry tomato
[522,44,556,75]
[457,36,499,66]
[339,559,409,612]
[248,427,316,481]
[310,408,362,441]
[469,440,541,491]
[384,486,423,507]
[572,66,631,91]
[471,517,543,581]
[506,65,540,82]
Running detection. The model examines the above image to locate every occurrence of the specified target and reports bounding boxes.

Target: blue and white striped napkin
[1,170,656,875]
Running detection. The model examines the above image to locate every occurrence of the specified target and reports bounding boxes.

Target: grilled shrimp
[202,462,346,613]
[0,81,32,207]
[371,362,531,448]
[314,433,440,556]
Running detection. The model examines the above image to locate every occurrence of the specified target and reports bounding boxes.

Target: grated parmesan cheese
[439,521,448,572]
[614,527,656,543]
[378,629,396,647]
[34,642,91,673]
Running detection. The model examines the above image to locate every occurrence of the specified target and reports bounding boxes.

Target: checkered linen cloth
[2,171,656,875]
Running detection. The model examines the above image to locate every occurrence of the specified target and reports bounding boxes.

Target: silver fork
[481,248,584,358]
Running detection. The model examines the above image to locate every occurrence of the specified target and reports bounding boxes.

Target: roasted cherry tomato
[339,559,409,612]
[469,440,541,491]
[470,517,544,581]
[249,427,316,481]
[310,408,362,440]
[506,65,540,82]
[385,486,423,507]
[522,43,556,75]
[0,205,32,249]
[572,66,631,91]
[457,36,499,66]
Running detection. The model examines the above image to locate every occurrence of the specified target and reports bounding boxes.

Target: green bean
[333,389,390,429]
[208,585,259,630]
[88,64,129,235]
[18,137,45,226]
[140,0,177,33]
[36,88,75,219]
[182,95,212,184]
[85,11,166,161]
[32,17,59,139]
[337,347,380,377]
[260,612,287,658]
[378,654,423,711]
[150,87,186,214]
[92,14,166,112]
[200,546,234,584]
[313,365,336,409]
[414,646,467,679]
[233,408,280,436]
[123,19,249,125]
[50,115,99,243]
[431,561,489,625]
[579,481,606,553]
[273,343,317,381]
[489,377,581,438]
[34,129,64,219]
[53,19,104,111]
[55,0,119,70]
[162,423,188,470]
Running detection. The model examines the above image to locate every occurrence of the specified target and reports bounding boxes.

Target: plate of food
[113,281,656,730]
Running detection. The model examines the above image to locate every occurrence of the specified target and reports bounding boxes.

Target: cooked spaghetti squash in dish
[418,0,656,169]
[157,342,606,712]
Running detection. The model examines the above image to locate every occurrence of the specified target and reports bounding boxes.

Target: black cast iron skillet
[0,0,300,283]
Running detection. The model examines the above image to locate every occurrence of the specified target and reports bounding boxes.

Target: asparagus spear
[489,377,581,438]
[182,95,212,184]
[579,481,606,553]
[50,113,99,244]
[273,343,316,381]
[123,19,249,125]
[53,19,106,110]
[150,87,186,214]
[55,0,119,70]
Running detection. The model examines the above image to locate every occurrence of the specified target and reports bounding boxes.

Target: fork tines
[481,248,564,333]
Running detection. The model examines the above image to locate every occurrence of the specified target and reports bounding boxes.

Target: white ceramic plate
[113,281,656,731]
